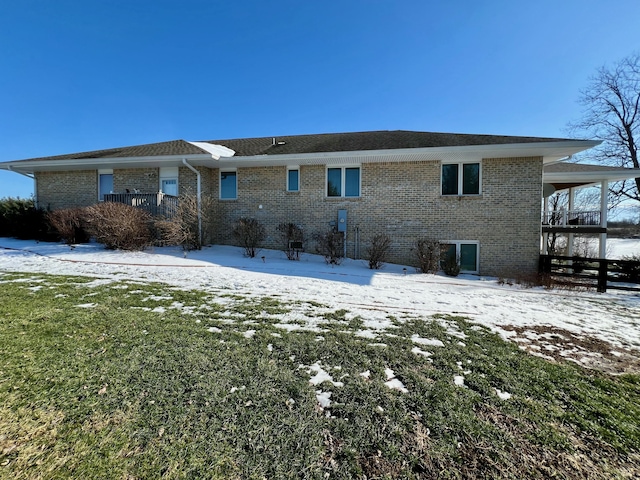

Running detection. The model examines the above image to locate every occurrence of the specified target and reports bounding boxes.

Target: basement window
[441,241,479,273]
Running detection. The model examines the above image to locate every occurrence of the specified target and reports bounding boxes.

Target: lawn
[1,271,639,479]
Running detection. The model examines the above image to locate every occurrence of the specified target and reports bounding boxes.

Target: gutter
[182,159,202,247]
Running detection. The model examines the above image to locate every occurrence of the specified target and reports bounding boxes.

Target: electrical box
[337,209,347,232]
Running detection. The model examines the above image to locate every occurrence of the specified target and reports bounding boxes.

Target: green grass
[1,271,639,479]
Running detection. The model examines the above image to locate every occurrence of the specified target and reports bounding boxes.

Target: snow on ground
[1,238,639,374]
[608,238,640,258]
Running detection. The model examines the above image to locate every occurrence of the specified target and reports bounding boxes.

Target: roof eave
[544,169,640,185]
[217,140,602,167]
[0,153,215,174]
[0,139,601,172]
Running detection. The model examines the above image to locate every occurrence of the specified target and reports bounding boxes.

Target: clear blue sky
[1,0,639,199]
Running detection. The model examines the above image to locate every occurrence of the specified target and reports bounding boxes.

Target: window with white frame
[220,170,237,199]
[159,167,179,196]
[287,166,299,192]
[441,162,480,195]
[98,169,113,200]
[327,166,360,197]
[441,241,479,273]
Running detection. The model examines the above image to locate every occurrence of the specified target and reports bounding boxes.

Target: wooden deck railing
[103,193,178,218]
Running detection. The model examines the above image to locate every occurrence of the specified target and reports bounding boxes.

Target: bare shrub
[496,269,554,289]
[83,202,152,250]
[313,229,344,265]
[415,239,440,273]
[232,217,266,258]
[154,219,185,247]
[366,234,391,269]
[276,222,305,260]
[156,193,214,250]
[47,208,90,245]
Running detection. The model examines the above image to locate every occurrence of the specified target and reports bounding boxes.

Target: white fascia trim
[0,154,213,173]
[187,141,235,159]
[215,140,602,168]
[544,169,640,183]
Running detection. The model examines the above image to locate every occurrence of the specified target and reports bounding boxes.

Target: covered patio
[542,162,640,258]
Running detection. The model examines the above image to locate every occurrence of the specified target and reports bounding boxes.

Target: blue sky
[1,0,639,199]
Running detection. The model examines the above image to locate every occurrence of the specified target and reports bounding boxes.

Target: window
[159,167,179,196]
[220,170,237,199]
[441,241,479,273]
[161,179,178,196]
[442,162,480,195]
[327,166,360,197]
[98,169,113,200]
[287,167,299,192]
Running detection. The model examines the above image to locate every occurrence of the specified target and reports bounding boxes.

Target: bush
[313,229,344,265]
[366,234,391,269]
[620,254,640,282]
[232,217,266,258]
[276,222,305,260]
[155,193,214,251]
[83,202,152,250]
[0,197,56,241]
[47,208,90,245]
[442,251,461,277]
[415,238,440,273]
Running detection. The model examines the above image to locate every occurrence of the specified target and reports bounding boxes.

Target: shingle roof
[14,139,207,162]
[202,130,575,157]
[6,130,578,163]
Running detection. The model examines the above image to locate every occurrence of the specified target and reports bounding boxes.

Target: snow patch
[315,390,332,408]
[384,368,409,393]
[411,335,445,347]
[494,388,512,400]
[305,362,344,387]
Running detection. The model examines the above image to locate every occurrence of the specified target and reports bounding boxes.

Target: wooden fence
[539,254,640,293]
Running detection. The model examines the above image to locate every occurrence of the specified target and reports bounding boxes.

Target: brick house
[1,130,607,275]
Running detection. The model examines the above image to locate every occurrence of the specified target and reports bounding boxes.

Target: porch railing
[541,210,601,227]
[103,192,178,218]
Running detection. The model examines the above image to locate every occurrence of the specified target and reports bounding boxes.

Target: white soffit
[544,169,640,183]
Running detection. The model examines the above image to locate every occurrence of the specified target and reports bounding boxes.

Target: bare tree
[568,53,640,206]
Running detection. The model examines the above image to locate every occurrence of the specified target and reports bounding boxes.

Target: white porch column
[542,196,549,254]
[599,180,608,258]
[567,187,575,256]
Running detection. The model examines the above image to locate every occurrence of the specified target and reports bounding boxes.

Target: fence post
[597,259,608,293]
[539,255,551,275]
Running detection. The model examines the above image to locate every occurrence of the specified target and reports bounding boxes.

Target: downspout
[181,159,202,246]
